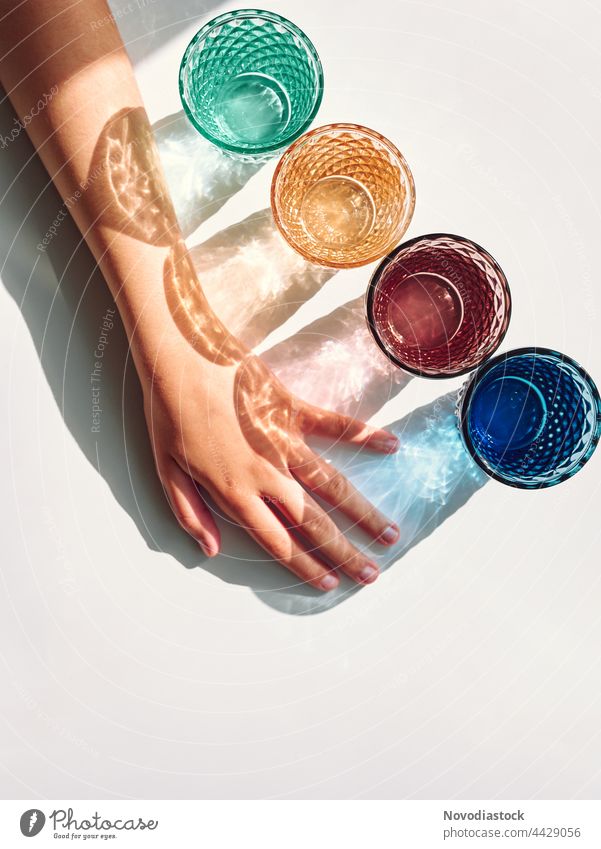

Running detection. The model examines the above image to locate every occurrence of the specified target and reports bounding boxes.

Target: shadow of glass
[0,94,338,591]
[0,95,343,590]
[163,238,244,365]
[1,94,482,615]
[252,391,489,615]
[188,208,335,349]
[263,294,411,420]
[0,96,261,576]
[89,106,176,244]
[152,112,335,351]
[152,110,263,238]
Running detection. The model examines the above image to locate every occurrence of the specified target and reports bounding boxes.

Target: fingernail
[379,524,399,545]
[199,539,218,557]
[377,434,399,452]
[320,574,339,591]
[358,564,379,584]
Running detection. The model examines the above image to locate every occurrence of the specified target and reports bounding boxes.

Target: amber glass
[271,123,415,268]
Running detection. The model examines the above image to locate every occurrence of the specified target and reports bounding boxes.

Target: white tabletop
[1,0,599,799]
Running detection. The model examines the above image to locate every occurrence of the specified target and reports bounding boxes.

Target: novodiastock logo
[19,809,46,837]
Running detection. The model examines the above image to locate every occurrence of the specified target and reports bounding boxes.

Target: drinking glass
[271,123,415,267]
[365,234,511,377]
[458,347,601,488]
[179,10,323,157]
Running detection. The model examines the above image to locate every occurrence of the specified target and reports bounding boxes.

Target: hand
[0,1,402,592]
[140,333,400,592]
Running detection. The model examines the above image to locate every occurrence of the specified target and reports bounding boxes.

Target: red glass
[365,234,512,378]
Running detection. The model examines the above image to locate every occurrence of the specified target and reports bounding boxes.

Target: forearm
[0,0,229,374]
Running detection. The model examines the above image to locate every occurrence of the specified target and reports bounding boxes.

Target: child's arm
[0,0,400,590]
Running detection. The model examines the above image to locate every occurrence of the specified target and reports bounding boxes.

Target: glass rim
[364,232,512,378]
[458,346,601,489]
[178,8,324,155]
[271,123,416,268]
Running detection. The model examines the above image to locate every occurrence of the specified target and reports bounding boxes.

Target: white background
[0,0,600,799]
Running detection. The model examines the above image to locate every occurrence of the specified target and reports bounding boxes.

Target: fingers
[300,404,399,453]
[272,486,383,586]
[291,450,399,546]
[159,458,221,557]
[240,498,341,592]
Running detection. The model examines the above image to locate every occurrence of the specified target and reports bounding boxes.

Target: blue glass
[459,348,601,488]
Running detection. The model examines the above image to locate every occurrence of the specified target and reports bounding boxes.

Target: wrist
[127,305,247,396]
[92,232,248,387]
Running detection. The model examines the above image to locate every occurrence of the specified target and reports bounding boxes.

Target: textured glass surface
[366,234,511,377]
[179,10,323,156]
[458,348,601,488]
[271,124,415,268]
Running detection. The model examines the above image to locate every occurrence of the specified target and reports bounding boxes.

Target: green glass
[179,9,324,157]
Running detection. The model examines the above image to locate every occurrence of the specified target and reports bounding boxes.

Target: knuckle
[175,508,200,536]
[224,496,252,526]
[265,536,292,564]
[301,511,333,540]
[361,504,386,531]
[300,459,330,490]
[324,472,348,501]
[213,479,253,516]
[342,550,365,572]
[293,403,314,433]
[356,502,379,523]
[335,412,348,431]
